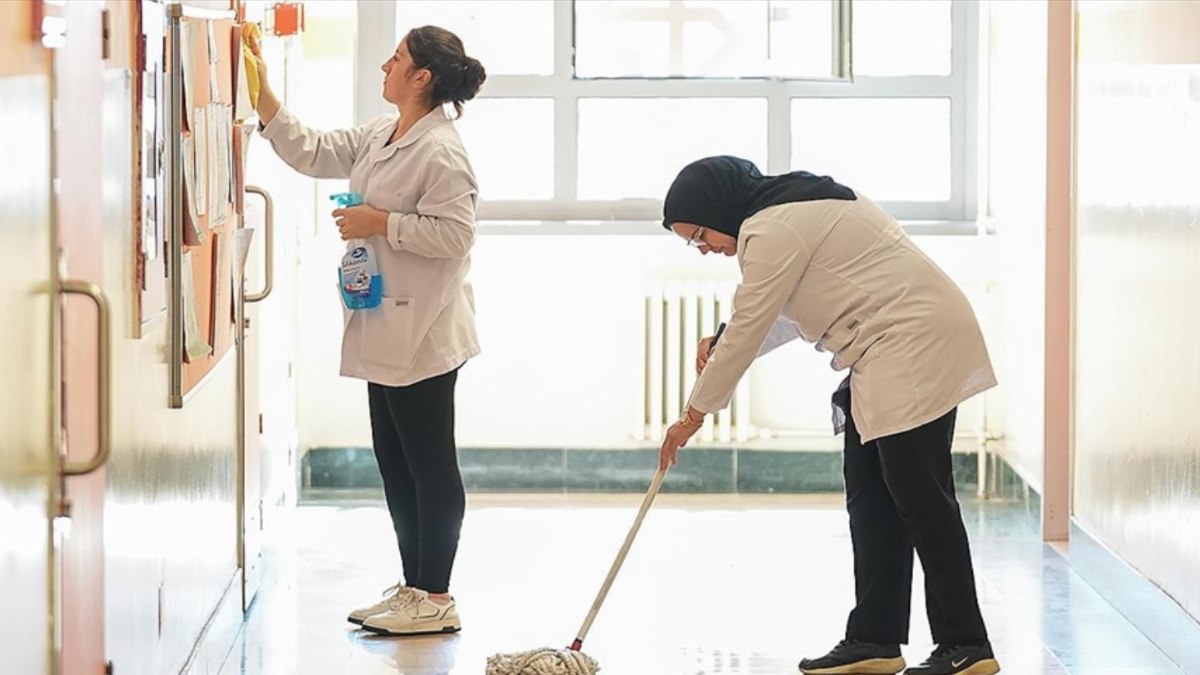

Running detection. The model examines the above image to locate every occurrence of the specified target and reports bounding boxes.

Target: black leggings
[841,393,989,646]
[367,368,464,595]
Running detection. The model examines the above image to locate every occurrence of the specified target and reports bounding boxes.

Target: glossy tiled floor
[218,492,1190,675]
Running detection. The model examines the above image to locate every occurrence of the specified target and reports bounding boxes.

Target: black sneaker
[798,639,905,674]
[905,642,1000,675]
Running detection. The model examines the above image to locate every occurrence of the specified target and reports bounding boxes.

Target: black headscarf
[661,156,856,238]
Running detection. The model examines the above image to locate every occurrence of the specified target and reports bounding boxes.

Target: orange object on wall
[270,2,304,36]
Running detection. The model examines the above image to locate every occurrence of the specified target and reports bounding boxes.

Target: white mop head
[485,647,600,675]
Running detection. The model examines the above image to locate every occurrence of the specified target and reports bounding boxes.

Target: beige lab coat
[262,106,480,386]
[688,196,996,442]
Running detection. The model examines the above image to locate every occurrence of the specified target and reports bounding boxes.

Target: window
[574,1,844,80]
[791,98,951,201]
[853,0,952,76]
[455,99,555,201]
[394,0,554,76]
[577,98,768,200]
[366,0,975,226]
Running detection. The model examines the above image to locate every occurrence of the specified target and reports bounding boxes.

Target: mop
[486,468,670,675]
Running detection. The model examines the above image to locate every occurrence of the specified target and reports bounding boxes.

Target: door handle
[244,185,273,303]
[60,280,112,476]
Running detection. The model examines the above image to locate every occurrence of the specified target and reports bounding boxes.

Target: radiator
[635,281,754,443]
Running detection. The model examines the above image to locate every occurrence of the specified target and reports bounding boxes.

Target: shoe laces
[388,587,430,612]
[931,644,961,660]
[381,583,416,609]
[831,639,860,654]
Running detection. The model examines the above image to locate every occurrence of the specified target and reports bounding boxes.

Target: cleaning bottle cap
[330,192,365,208]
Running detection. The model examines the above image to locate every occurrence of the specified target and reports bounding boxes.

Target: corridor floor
[217,492,1189,675]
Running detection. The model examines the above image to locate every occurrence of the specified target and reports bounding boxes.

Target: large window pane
[853,0,952,76]
[790,98,951,201]
[575,1,835,79]
[578,98,768,200]
[291,1,356,129]
[455,99,554,200]
[395,1,554,76]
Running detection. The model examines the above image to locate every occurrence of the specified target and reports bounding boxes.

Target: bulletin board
[135,0,168,333]
[167,4,242,407]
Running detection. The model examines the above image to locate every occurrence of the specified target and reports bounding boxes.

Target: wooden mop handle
[572,467,669,648]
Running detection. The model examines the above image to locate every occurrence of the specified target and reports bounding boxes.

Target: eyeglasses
[686,227,706,248]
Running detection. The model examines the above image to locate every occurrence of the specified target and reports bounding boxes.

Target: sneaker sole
[346,615,366,626]
[360,621,461,637]
[800,657,906,674]
[947,658,1000,675]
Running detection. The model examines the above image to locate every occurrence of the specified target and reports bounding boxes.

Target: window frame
[357,0,980,231]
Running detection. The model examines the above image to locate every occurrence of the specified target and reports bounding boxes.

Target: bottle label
[341,246,373,297]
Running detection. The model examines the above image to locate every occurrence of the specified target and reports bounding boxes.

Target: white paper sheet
[181,135,203,242]
[230,227,254,322]
[192,107,207,217]
[181,251,213,361]
[226,107,236,215]
[210,233,227,341]
[234,58,253,122]
[180,22,197,130]
[232,227,255,279]
[215,105,231,224]
[206,104,219,223]
[206,21,220,101]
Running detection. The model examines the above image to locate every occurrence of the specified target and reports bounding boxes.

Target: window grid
[363,0,978,228]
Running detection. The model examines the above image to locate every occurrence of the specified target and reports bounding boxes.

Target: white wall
[266,0,1010,457]
[1072,0,1200,623]
[984,0,1048,490]
[295,228,1003,451]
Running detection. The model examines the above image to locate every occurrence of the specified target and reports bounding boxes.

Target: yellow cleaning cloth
[241,22,262,109]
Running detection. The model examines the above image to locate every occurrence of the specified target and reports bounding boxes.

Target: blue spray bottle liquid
[331,192,383,310]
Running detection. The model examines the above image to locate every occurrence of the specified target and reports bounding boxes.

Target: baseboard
[1061,521,1200,674]
[985,452,1043,531]
[178,570,245,675]
[301,446,981,494]
[986,457,1200,673]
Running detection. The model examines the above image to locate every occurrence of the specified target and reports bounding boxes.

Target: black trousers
[367,368,464,595]
[841,392,989,646]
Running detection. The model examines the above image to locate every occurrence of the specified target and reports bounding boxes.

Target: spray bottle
[331,192,383,310]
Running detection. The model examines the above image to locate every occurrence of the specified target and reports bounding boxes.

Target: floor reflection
[217,493,1188,675]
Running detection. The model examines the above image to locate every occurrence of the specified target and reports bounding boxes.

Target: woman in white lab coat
[658,157,1001,675]
[248,26,482,637]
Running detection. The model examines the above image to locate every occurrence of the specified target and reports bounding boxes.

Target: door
[240,185,275,608]
[55,1,112,673]
[0,2,56,673]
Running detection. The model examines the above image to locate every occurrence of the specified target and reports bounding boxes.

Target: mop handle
[572,467,668,648]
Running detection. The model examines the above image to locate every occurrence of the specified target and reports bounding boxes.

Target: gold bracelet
[678,409,704,428]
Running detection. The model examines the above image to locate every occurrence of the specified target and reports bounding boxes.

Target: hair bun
[404,26,486,117]
[454,57,486,102]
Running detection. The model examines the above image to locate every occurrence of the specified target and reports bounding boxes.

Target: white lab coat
[261,106,480,387]
[688,195,996,443]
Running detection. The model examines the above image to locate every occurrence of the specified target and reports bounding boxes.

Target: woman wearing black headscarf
[659,157,1001,675]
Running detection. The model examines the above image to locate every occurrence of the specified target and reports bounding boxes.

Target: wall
[279,4,1007,460]
[1072,0,1200,621]
[100,3,242,674]
[984,0,1048,491]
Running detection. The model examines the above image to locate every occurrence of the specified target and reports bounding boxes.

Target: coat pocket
[358,296,417,370]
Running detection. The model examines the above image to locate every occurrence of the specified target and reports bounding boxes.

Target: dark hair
[404,26,486,118]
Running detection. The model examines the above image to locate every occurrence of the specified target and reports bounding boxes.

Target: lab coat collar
[372,107,450,161]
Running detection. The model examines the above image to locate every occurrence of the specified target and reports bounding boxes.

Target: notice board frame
[167,3,239,408]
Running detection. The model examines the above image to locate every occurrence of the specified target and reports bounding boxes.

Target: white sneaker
[361,589,461,636]
[347,582,413,625]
